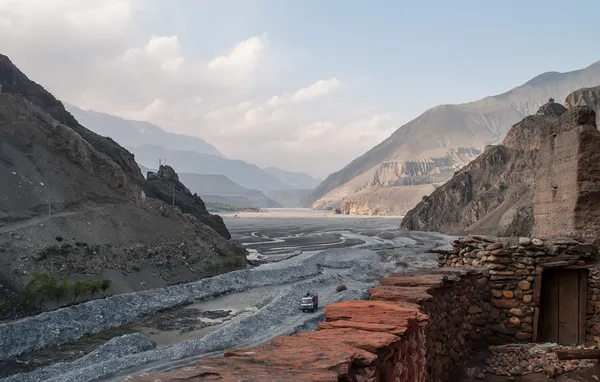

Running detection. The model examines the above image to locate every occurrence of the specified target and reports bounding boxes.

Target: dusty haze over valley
[2,1,600,382]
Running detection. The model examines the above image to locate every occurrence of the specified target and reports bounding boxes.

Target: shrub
[69,280,88,302]
[0,300,6,312]
[100,279,111,294]
[335,284,347,293]
[23,272,113,307]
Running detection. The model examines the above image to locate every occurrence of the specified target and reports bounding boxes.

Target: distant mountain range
[263,167,321,189]
[65,106,320,199]
[177,173,283,208]
[139,164,285,208]
[129,145,291,192]
[65,104,224,158]
[306,59,600,213]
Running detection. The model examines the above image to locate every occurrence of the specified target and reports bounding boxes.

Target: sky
[0,0,599,178]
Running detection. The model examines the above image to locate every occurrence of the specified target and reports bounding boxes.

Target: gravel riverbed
[0,210,454,382]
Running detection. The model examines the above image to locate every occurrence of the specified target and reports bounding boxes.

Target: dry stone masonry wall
[439,234,599,344]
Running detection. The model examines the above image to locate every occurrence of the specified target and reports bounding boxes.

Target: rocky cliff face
[305,61,600,208]
[144,165,231,239]
[400,96,595,236]
[533,110,600,243]
[565,85,600,127]
[312,147,480,212]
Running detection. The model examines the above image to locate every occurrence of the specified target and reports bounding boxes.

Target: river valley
[0,209,455,382]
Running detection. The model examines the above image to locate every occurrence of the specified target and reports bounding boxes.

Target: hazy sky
[1,0,599,177]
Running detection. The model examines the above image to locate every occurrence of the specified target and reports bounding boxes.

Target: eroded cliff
[313,147,480,212]
[400,95,596,236]
[565,85,600,126]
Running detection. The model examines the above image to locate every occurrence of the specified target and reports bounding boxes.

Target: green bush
[69,280,88,302]
[0,300,6,312]
[203,256,245,276]
[23,272,113,308]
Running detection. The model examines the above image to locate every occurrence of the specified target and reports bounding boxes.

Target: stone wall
[126,270,489,382]
[440,234,599,344]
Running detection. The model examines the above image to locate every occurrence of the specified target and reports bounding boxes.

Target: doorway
[539,269,587,345]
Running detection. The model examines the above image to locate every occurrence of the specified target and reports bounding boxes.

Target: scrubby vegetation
[23,271,112,308]
[0,299,6,312]
[205,201,261,212]
[335,284,347,293]
[203,257,246,276]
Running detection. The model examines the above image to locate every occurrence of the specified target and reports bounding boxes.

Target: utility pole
[48,182,51,218]
[172,184,175,206]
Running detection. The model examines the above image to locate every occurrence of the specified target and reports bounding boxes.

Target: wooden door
[539,270,587,345]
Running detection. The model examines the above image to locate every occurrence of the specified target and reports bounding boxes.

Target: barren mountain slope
[312,147,480,211]
[400,92,598,236]
[0,54,144,185]
[340,185,436,216]
[0,56,247,317]
[305,60,600,207]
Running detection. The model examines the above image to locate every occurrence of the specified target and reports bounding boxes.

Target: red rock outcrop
[126,270,490,382]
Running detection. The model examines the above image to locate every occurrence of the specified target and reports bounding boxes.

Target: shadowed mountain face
[143,166,232,239]
[305,60,600,209]
[0,54,144,186]
[65,104,224,158]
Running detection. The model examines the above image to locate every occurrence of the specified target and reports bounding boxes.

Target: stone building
[442,235,599,346]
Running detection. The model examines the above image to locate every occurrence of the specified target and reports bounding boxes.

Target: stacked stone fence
[439,235,599,344]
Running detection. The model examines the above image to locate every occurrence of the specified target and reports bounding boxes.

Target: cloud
[266,77,341,107]
[0,0,396,177]
[208,36,264,73]
[290,78,341,102]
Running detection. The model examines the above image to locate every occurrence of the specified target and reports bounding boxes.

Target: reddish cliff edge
[125,271,487,382]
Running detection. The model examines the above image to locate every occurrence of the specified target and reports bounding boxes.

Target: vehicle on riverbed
[301,292,318,312]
